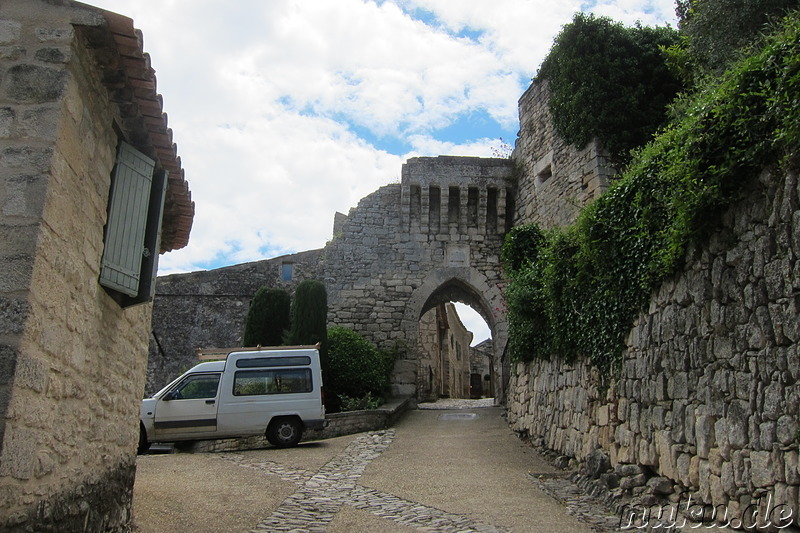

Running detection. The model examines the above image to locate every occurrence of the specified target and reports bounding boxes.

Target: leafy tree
[242,287,291,347]
[327,326,393,407]
[674,0,799,78]
[537,13,683,167]
[287,280,328,345]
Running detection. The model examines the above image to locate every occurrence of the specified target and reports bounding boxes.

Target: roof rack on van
[196,343,321,361]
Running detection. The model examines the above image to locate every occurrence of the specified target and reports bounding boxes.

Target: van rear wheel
[267,418,303,448]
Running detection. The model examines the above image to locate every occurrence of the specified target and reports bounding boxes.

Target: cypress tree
[287,280,329,382]
[242,286,291,347]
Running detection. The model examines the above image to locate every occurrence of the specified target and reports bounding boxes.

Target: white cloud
[405,134,501,158]
[588,0,678,26]
[85,0,677,278]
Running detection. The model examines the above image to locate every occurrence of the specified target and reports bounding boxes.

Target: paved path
[132,402,614,532]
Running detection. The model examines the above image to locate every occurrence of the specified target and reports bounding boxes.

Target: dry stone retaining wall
[507,167,800,528]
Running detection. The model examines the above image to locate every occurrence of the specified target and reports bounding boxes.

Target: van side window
[233,369,312,396]
[173,373,221,400]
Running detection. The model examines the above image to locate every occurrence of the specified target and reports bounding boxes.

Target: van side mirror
[162,391,177,401]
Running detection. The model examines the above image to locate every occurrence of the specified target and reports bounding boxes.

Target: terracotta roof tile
[79,4,194,252]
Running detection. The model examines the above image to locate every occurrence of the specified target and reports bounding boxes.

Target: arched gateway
[150,156,515,402]
[320,156,513,401]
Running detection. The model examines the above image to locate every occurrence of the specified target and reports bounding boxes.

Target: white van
[139,345,328,452]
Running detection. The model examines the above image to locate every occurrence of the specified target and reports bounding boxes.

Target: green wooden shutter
[128,167,167,307]
[100,142,155,297]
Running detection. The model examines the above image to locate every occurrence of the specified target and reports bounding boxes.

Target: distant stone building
[0,2,193,531]
[417,303,473,402]
[470,339,494,399]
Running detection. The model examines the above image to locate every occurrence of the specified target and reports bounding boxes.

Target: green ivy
[504,11,800,377]
[674,0,800,80]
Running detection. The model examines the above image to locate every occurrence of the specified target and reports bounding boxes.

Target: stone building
[417,302,473,402]
[0,2,193,531]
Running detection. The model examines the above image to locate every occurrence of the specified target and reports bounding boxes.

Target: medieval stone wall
[506,166,800,526]
[513,79,615,229]
[0,5,152,530]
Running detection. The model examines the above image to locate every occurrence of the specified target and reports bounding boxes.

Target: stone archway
[399,267,508,403]
[318,157,515,402]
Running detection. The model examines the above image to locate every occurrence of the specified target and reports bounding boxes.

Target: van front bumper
[304,419,330,430]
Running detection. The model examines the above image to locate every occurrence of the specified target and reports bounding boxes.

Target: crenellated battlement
[400,156,514,236]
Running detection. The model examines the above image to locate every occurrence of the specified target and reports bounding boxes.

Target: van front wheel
[267,418,303,448]
[138,425,150,455]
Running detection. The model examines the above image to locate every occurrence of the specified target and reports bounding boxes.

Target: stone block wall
[181,397,412,453]
[513,79,615,229]
[506,166,800,528]
[0,5,149,531]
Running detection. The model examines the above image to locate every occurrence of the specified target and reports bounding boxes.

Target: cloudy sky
[87,0,677,343]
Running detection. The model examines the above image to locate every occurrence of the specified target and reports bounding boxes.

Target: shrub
[338,392,383,412]
[326,326,393,403]
[675,0,799,78]
[537,13,683,167]
[286,279,329,374]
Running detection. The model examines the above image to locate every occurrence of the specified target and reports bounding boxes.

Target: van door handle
[205,400,215,405]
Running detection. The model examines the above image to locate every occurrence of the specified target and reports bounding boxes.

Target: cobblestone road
[133,401,617,532]
[225,429,507,532]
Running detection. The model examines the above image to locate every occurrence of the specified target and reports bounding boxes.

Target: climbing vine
[503,11,800,378]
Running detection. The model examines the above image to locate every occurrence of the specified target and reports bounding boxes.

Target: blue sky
[87,0,677,342]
